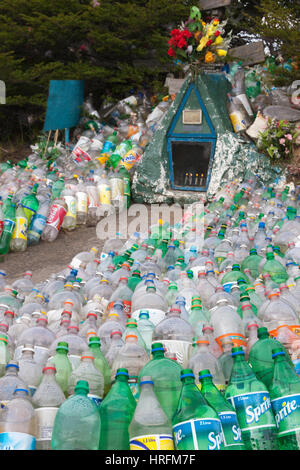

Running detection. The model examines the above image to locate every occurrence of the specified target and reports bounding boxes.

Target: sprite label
[173,418,224,450]
[227,391,276,432]
[130,434,174,450]
[271,394,300,437]
[218,411,243,447]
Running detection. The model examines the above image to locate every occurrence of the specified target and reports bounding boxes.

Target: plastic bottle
[50,342,72,396]
[61,185,77,231]
[10,205,28,252]
[138,343,182,421]
[18,344,43,397]
[99,368,136,450]
[68,352,104,407]
[248,326,293,388]
[88,336,111,396]
[0,202,16,257]
[262,251,289,285]
[188,337,226,392]
[20,183,39,226]
[75,177,88,225]
[32,362,66,450]
[269,348,300,450]
[0,388,37,450]
[51,380,100,450]
[225,346,278,450]
[172,369,224,450]
[41,197,67,242]
[0,362,29,406]
[199,369,245,450]
[136,311,155,355]
[217,337,234,386]
[129,376,175,450]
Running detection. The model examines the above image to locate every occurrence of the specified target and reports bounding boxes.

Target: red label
[0,221,3,237]
[46,204,67,231]
[72,146,92,163]
[123,300,132,316]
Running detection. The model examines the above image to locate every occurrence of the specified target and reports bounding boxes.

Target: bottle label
[76,192,88,214]
[218,411,243,447]
[293,358,300,376]
[0,432,36,450]
[121,150,138,170]
[227,391,276,432]
[127,125,139,138]
[229,112,247,132]
[72,146,92,164]
[130,434,174,450]
[98,185,111,205]
[102,141,116,154]
[128,380,140,402]
[110,178,124,202]
[63,195,77,220]
[88,394,102,407]
[271,393,300,436]
[28,385,37,397]
[46,204,67,231]
[12,216,27,240]
[123,300,132,316]
[0,220,4,236]
[173,418,224,450]
[3,219,15,234]
[29,213,47,237]
[215,333,247,349]
[157,339,192,367]
[35,407,58,441]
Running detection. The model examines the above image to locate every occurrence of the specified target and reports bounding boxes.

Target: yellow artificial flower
[214,35,223,45]
[216,49,227,57]
[213,19,220,25]
[196,36,208,52]
[205,52,215,63]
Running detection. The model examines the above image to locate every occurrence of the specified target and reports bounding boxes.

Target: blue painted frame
[167,82,217,192]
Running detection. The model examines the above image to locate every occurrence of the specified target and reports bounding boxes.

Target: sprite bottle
[225,346,278,450]
[172,369,224,450]
[269,347,300,450]
[198,369,245,450]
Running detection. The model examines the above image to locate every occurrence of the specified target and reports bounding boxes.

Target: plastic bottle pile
[0,93,172,257]
[0,175,300,451]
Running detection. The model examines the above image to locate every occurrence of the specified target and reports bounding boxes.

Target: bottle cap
[151,342,165,353]
[14,388,29,395]
[180,369,195,380]
[115,368,129,378]
[5,361,19,370]
[272,348,285,358]
[231,346,245,357]
[110,330,122,338]
[56,342,69,352]
[74,380,89,394]
[140,376,153,386]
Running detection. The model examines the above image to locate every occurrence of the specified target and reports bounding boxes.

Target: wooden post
[43,130,52,158]
[54,129,59,147]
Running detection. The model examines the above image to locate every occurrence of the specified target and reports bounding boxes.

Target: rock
[263,105,300,122]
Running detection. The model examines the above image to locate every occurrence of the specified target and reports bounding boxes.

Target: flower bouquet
[168,6,232,79]
[257,118,299,160]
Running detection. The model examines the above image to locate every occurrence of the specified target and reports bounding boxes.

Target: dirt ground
[4,224,104,285]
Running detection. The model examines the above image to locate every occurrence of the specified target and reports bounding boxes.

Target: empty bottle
[0,388,37,450]
[50,342,72,397]
[225,346,278,450]
[51,380,100,450]
[32,362,65,450]
[27,198,50,246]
[129,376,175,450]
[172,369,224,450]
[99,368,136,450]
[18,344,43,397]
[0,362,29,406]
[199,369,244,450]
[10,205,28,252]
[68,352,104,407]
[88,336,111,396]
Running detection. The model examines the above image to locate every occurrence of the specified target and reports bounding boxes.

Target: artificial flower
[216,49,227,57]
[213,19,219,25]
[205,52,215,63]
[168,47,176,57]
[279,138,286,145]
[214,35,223,45]
[177,37,187,49]
[285,134,293,141]
[214,31,221,37]
[197,36,208,51]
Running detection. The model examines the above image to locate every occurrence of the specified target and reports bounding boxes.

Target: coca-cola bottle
[41,197,67,242]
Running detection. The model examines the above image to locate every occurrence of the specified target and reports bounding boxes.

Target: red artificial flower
[168,47,176,58]
[171,29,180,37]
[206,39,213,46]
[183,29,192,39]
[177,37,188,49]
[168,37,176,46]
[214,30,221,37]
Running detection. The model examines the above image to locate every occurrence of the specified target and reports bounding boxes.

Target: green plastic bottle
[0,334,10,377]
[128,270,142,291]
[2,194,13,216]
[269,348,300,450]
[248,327,292,388]
[118,166,131,209]
[99,368,136,450]
[198,369,245,450]
[88,336,111,396]
[137,342,182,421]
[221,264,250,293]
[261,252,288,285]
[20,183,39,226]
[51,177,65,200]
[51,380,101,450]
[0,202,16,257]
[50,342,72,396]
[172,369,224,450]
[225,346,278,450]
[241,248,263,279]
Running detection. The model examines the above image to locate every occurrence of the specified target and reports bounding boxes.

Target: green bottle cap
[240,293,250,301]
[266,252,275,260]
[250,248,257,255]
[74,380,89,394]
[151,342,165,353]
[89,336,101,345]
[139,311,149,319]
[115,368,129,378]
[232,264,240,271]
[180,369,195,380]
[257,327,269,338]
[56,341,69,352]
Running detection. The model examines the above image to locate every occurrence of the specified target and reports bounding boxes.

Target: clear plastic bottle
[9,204,28,252]
[41,197,67,242]
[0,388,37,450]
[51,380,100,450]
[0,362,29,406]
[61,185,77,231]
[32,361,66,450]
[15,317,56,366]
[68,352,104,407]
[188,337,226,392]
[129,376,175,450]
[18,344,43,397]
[27,198,50,246]
[105,330,124,367]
